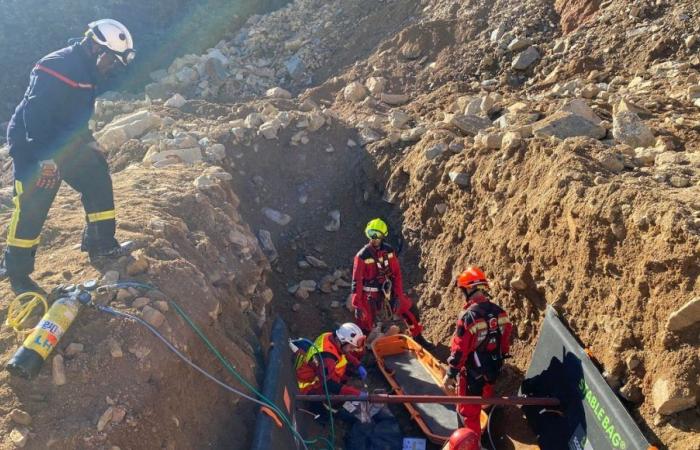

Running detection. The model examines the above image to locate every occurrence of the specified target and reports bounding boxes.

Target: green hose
[170,300,336,449]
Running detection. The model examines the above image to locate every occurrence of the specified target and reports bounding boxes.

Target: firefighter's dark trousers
[4,148,117,278]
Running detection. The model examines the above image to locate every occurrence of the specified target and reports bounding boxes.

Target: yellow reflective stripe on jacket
[87,210,116,222]
[335,355,348,372]
[7,181,41,249]
[298,379,317,390]
[363,258,375,264]
[303,332,348,380]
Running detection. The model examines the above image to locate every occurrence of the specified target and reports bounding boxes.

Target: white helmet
[335,323,365,348]
[87,19,135,65]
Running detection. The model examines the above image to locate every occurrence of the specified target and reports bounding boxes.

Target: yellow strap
[7,180,41,248]
[87,210,116,222]
[6,291,48,332]
[363,258,375,264]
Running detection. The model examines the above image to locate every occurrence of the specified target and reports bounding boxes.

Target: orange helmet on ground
[448,427,480,450]
[456,266,488,290]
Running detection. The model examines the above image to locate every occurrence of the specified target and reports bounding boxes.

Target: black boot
[9,275,45,296]
[413,334,435,351]
[88,241,134,262]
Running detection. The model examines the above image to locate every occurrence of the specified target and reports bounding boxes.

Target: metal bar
[297,394,560,406]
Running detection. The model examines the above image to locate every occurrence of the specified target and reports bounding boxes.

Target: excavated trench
[209,106,538,448]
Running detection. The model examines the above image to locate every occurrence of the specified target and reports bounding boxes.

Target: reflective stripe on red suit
[350,241,423,336]
[447,292,512,440]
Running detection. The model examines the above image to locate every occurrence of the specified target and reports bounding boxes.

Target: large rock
[512,46,540,70]
[96,110,162,150]
[666,297,700,331]
[613,111,655,148]
[164,93,186,108]
[560,99,602,125]
[144,147,202,166]
[532,111,606,139]
[344,82,368,102]
[380,93,409,106]
[652,376,697,415]
[448,114,492,136]
[508,37,533,52]
[266,87,292,99]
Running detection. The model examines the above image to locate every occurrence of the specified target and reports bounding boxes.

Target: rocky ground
[0,0,699,449]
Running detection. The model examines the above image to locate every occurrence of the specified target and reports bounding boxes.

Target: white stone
[666,297,700,331]
[245,113,265,129]
[145,147,202,166]
[425,143,448,160]
[10,428,29,448]
[193,175,216,190]
[532,112,606,140]
[380,93,409,106]
[344,82,368,102]
[613,112,655,148]
[262,207,291,226]
[265,87,292,99]
[560,99,602,125]
[449,172,470,187]
[365,77,387,95]
[164,94,186,108]
[206,143,226,161]
[502,131,522,151]
[258,119,283,139]
[634,147,661,166]
[389,110,411,128]
[52,355,66,386]
[508,37,533,52]
[448,114,492,136]
[96,110,162,150]
[653,377,697,415]
[512,47,540,70]
[464,98,482,116]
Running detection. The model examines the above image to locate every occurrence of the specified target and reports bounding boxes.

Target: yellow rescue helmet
[365,218,388,239]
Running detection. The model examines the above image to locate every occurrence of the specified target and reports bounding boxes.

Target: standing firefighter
[295,323,368,397]
[351,218,432,349]
[1,20,135,295]
[443,266,512,442]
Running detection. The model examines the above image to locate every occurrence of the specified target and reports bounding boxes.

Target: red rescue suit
[296,332,362,396]
[447,293,512,440]
[351,242,423,336]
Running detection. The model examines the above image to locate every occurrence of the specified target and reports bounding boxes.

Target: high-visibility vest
[296,332,348,393]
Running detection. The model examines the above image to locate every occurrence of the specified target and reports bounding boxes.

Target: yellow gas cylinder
[6,286,92,379]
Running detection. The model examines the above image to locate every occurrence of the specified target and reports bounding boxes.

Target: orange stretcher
[371,334,488,444]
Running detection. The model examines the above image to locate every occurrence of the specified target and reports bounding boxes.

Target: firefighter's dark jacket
[7,43,99,178]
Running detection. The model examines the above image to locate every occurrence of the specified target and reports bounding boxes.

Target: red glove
[36,160,60,189]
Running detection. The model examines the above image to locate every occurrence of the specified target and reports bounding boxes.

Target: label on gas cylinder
[22,297,80,360]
